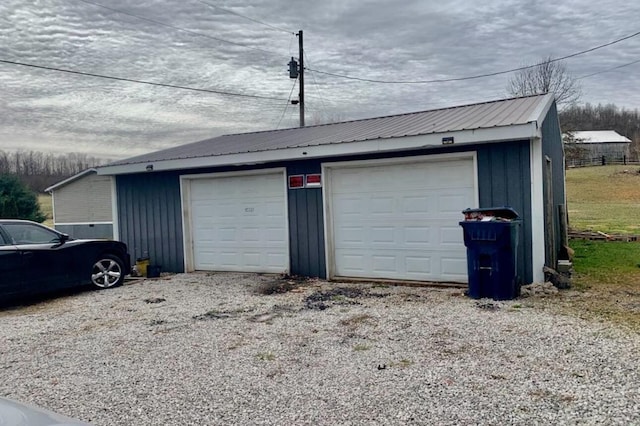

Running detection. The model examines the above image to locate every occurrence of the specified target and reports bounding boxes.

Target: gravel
[1,273,638,425]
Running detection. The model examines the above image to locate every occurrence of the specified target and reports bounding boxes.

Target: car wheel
[91,254,125,289]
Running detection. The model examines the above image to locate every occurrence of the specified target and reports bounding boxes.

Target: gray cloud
[0,0,638,160]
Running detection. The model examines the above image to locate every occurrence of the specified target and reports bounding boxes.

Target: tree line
[560,103,640,140]
[0,150,105,193]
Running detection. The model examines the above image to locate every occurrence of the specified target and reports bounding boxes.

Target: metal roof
[570,130,631,144]
[106,94,553,168]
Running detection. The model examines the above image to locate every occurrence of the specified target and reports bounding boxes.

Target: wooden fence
[569,230,640,242]
[566,156,640,168]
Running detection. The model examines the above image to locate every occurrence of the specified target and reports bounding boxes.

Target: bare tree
[507,57,581,108]
[0,150,108,192]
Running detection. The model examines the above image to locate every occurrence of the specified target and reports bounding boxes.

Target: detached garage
[99,94,566,285]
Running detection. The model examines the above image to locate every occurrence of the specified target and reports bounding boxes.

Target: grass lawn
[554,239,640,330]
[561,166,640,330]
[565,165,640,234]
[38,193,53,227]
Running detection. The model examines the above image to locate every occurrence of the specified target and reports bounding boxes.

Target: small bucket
[136,257,150,277]
[147,265,162,278]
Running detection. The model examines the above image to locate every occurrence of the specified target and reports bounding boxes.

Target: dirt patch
[256,274,311,295]
[193,307,254,320]
[304,287,389,310]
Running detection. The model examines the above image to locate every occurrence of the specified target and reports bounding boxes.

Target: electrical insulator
[288,57,299,79]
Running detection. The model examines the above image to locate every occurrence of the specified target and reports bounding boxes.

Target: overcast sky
[1,0,639,160]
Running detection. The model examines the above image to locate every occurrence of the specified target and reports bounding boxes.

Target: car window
[2,223,60,244]
[0,232,7,245]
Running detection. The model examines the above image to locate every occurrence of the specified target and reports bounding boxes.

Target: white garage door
[189,171,289,273]
[327,156,475,282]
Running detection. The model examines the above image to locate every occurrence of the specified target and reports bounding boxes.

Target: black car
[0,220,131,302]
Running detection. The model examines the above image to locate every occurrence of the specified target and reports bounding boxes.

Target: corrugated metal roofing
[570,130,631,144]
[108,94,551,166]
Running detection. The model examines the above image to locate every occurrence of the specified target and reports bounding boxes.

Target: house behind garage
[45,168,114,239]
[99,94,566,285]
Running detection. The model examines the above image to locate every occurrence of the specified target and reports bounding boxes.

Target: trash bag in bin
[459,207,521,300]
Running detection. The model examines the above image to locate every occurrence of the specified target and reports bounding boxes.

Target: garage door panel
[370,197,394,214]
[341,251,464,282]
[265,227,286,242]
[242,252,261,267]
[404,227,431,244]
[195,249,288,273]
[218,227,236,241]
[336,253,366,274]
[371,255,397,273]
[441,255,467,277]
[405,256,432,275]
[329,158,474,282]
[438,192,475,213]
[265,201,286,217]
[403,196,431,214]
[441,226,464,245]
[371,226,394,243]
[266,252,287,266]
[333,196,364,215]
[240,227,260,241]
[339,226,365,243]
[189,172,288,273]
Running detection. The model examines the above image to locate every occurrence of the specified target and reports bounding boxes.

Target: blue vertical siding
[116,172,184,272]
[477,141,532,283]
[541,101,566,265]
[287,161,326,278]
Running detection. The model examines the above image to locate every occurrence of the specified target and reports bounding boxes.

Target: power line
[307,29,640,84]
[194,0,294,35]
[577,58,640,80]
[75,0,283,57]
[304,52,331,117]
[288,33,295,56]
[0,59,288,101]
[276,79,298,129]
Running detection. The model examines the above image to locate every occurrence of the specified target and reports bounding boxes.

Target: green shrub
[0,174,46,222]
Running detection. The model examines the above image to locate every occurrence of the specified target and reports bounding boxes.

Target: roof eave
[45,168,97,192]
[527,93,555,126]
[98,123,540,176]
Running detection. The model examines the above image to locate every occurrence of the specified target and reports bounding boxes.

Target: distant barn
[565,130,631,166]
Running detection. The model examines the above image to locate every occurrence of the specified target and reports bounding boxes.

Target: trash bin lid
[462,207,519,220]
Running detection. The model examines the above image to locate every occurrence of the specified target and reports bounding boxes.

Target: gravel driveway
[1,273,638,425]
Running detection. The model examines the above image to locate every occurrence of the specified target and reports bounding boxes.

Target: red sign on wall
[305,174,322,187]
[289,174,322,189]
[288,175,304,189]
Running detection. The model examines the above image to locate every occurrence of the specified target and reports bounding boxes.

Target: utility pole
[297,30,305,127]
[286,30,305,127]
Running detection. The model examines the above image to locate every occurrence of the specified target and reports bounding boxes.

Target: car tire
[91,254,125,289]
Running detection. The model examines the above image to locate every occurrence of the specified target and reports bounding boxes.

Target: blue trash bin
[459,207,521,300]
